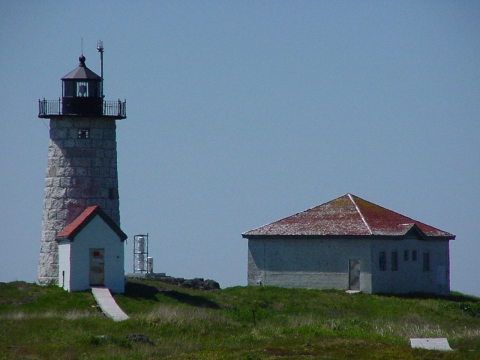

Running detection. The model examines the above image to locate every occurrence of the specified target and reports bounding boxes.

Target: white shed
[242,194,455,295]
[56,206,127,293]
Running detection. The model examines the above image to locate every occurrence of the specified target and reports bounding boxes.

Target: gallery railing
[38,98,126,119]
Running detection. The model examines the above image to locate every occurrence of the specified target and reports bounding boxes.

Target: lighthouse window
[109,188,118,199]
[89,81,100,97]
[64,82,74,97]
[78,128,90,139]
[77,82,88,97]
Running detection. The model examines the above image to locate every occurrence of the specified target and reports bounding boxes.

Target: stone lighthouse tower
[37,43,126,285]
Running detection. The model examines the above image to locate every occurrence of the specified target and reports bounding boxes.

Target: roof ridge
[347,193,373,235]
[242,193,455,239]
[56,206,127,241]
[241,197,336,235]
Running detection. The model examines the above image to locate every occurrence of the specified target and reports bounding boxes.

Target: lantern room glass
[62,80,100,98]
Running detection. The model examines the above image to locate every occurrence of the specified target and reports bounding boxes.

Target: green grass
[1,280,480,359]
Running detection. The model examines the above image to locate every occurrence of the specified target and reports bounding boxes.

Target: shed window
[391,251,398,271]
[423,252,430,271]
[404,250,409,261]
[379,251,386,271]
[412,250,418,261]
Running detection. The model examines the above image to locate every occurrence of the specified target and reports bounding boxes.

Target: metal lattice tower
[133,234,149,274]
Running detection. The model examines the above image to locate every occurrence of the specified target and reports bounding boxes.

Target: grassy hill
[1,279,480,359]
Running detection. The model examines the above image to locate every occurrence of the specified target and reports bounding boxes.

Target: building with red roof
[56,206,127,293]
[242,194,455,294]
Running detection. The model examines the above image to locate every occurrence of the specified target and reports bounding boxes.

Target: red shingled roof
[242,194,455,239]
[56,206,127,241]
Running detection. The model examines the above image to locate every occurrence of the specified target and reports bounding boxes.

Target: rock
[125,333,155,345]
[203,279,220,291]
[141,275,220,290]
[222,302,236,310]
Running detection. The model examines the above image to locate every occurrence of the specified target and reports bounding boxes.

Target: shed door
[348,259,360,291]
[89,249,105,285]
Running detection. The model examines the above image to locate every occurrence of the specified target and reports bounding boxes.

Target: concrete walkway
[410,338,452,351]
[91,286,130,322]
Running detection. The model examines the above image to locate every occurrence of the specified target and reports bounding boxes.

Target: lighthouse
[37,42,127,286]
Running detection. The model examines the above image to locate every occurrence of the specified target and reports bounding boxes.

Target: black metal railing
[103,100,127,118]
[39,98,61,117]
[38,99,126,119]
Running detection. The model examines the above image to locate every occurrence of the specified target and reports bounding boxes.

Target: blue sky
[1,1,479,295]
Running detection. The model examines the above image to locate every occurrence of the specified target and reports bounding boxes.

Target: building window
[391,251,398,271]
[78,129,90,139]
[64,81,74,97]
[77,81,88,97]
[109,188,118,200]
[423,252,430,271]
[412,250,418,261]
[404,250,409,261]
[379,250,386,271]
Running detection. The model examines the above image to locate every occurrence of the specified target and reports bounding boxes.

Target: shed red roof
[56,206,127,241]
[242,194,455,239]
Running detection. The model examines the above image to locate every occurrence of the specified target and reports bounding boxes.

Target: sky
[0,1,479,295]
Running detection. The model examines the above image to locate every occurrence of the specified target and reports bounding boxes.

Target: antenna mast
[97,40,104,98]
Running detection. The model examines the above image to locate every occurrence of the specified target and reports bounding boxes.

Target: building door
[89,248,105,286]
[348,259,360,291]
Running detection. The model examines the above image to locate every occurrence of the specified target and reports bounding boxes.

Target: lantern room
[61,55,103,116]
[38,42,126,120]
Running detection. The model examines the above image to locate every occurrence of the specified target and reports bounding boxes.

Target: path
[91,286,130,322]
[410,338,452,351]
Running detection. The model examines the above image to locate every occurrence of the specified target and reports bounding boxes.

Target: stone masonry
[37,116,120,285]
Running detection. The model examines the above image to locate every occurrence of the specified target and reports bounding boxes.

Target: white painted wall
[58,215,125,293]
[248,237,450,295]
[370,238,450,295]
[57,240,71,291]
[248,238,373,293]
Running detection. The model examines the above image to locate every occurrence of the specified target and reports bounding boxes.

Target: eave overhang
[242,233,455,241]
[56,206,127,242]
[241,194,456,241]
